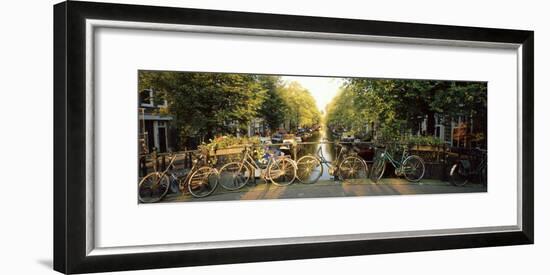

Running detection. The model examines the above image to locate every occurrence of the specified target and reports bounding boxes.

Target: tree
[138,71,267,144]
[257,76,287,132]
[327,78,487,142]
[278,81,321,131]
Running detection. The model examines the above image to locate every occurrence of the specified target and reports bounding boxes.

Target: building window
[140,89,168,108]
[155,91,168,108]
[139,89,153,107]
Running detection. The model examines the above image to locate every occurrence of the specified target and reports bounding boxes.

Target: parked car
[272,133,283,143]
[282,134,296,145]
[340,131,355,142]
[260,136,272,145]
[296,130,311,141]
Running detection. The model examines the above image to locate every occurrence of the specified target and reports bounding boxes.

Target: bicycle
[178,153,220,198]
[370,145,425,183]
[295,142,368,184]
[217,144,297,189]
[138,152,219,203]
[449,148,487,187]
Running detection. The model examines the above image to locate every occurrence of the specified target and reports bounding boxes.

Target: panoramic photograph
[137,71,487,203]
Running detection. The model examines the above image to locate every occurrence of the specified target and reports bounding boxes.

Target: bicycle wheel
[187,167,219,198]
[296,155,323,184]
[370,158,386,183]
[268,158,297,186]
[449,162,468,186]
[402,155,425,182]
[218,162,250,190]
[138,172,170,203]
[339,156,368,182]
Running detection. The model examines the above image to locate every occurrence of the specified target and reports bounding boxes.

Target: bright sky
[280,76,344,113]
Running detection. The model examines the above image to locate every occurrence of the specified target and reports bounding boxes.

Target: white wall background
[0,0,547,274]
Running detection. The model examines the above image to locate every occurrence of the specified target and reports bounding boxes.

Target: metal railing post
[139,155,147,177]
[152,150,158,172]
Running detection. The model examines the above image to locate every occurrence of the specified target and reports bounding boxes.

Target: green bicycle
[370,145,425,183]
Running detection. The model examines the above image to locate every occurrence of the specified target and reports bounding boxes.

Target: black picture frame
[54,1,534,274]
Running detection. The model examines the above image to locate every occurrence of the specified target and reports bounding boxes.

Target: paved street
[162,178,487,203]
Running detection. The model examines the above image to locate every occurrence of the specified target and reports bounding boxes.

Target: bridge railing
[139,141,479,180]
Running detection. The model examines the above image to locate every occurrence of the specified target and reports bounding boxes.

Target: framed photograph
[54,1,534,274]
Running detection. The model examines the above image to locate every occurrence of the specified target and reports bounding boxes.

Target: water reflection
[297,129,336,181]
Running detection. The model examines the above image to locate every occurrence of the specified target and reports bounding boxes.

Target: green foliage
[139,71,269,141]
[404,135,443,146]
[326,78,487,142]
[198,135,261,151]
[198,135,265,161]
[139,71,322,150]
[258,76,286,131]
[278,81,321,130]
[325,87,358,132]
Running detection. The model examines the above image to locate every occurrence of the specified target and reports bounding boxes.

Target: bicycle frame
[180,155,201,184]
[371,145,425,183]
[315,143,352,177]
[316,144,343,167]
[236,146,275,179]
[138,154,179,203]
[378,147,408,170]
[151,154,178,181]
[178,153,217,187]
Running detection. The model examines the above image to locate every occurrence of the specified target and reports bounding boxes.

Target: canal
[295,129,337,181]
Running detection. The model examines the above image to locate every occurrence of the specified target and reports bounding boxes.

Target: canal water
[297,130,336,181]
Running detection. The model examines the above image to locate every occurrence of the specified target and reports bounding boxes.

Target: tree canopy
[326,78,487,142]
[278,81,321,129]
[257,75,286,132]
[139,71,267,139]
[139,71,322,149]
